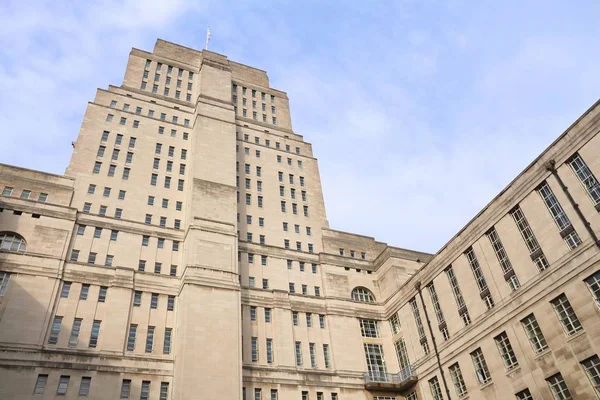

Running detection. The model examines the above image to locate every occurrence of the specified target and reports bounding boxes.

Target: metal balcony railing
[364,365,416,385]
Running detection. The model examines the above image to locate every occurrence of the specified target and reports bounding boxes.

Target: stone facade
[0,39,599,400]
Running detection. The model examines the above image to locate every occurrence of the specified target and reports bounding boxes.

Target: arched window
[351,287,375,303]
[0,232,27,252]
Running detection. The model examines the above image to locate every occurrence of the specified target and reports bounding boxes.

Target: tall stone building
[0,39,599,400]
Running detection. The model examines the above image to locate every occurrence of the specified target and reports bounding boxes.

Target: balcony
[364,366,417,392]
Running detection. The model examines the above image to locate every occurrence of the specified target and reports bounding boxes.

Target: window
[262,278,269,289]
[289,282,295,293]
[251,337,259,361]
[34,374,48,394]
[167,296,175,311]
[120,379,131,399]
[515,389,533,400]
[151,293,159,309]
[428,376,443,400]
[306,313,312,327]
[409,298,429,354]
[449,363,468,397]
[584,270,600,308]
[569,154,600,205]
[98,286,107,302]
[141,381,150,400]
[581,355,600,398]
[255,389,262,400]
[80,284,90,300]
[93,161,101,173]
[134,291,142,306]
[310,343,317,367]
[127,325,137,351]
[61,282,71,298]
[538,182,581,249]
[302,284,307,295]
[70,249,80,261]
[465,247,490,294]
[78,377,91,396]
[551,293,583,336]
[364,343,387,381]
[106,114,114,122]
[178,179,184,191]
[0,272,10,296]
[48,316,62,344]
[146,326,155,352]
[426,283,446,337]
[267,338,274,363]
[105,255,114,266]
[394,338,410,372]
[546,373,572,400]
[0,232,26,252]
[495,332,519,370]
[87,252,97,264]
[487,227,520,291]
[351,287,375,303]
[122,168,130,180]
[360,319,379,337]
[471,348,492,385]
[163,328,172,354]
[57,375,70,395]
[521,313,548,353]
[293,311,299,325]
[250,306,257,321]
[83,202,91,213]
[265,308,272,322]
[295,341,303,366]
[249,277,255,288]
[323,344,331,368]
[271,390,278,400]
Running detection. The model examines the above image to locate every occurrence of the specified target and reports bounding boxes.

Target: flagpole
[205,26,211,50]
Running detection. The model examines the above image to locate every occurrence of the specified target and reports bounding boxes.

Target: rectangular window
[251,337,259,362]
[267,338,274,363]
[449,363,468,398]
[409,298,427,346]
[471,348,492,385]
[141,381,150,400]
[550,293,583,336]
[34,374,48,394]
[364,343,387,380]
[48,316,62,344]
[426,283,446,337]
[151,293,159,309]
[465,247,490,294]
[61,282,71,298]
[389,313,401,335]
[265,308,271,322]
[293,311,299,325]
[515,389,533,400]
[581,355,600,398]
[511,206,549,271]
[495,331,519,370]
[310,342,317,367]
[546,373,572,400]
[569,154,600,205]
[57,375,70,395]
[134,291,142,306]
[487,227,520,291]
[120,380,131,399]
[80,284,90,300]
[521,313,548,353]
[79,376,91,396]
[584,270,600,308]
[360,319,379,338]
[163,328,172,354]
[323,344,331,368]
[98,286,107,302]
[145,326,155,352]
[538,182,581,249]
[295,341,303,366]
[89,320,101,348]
[127,324,137,351]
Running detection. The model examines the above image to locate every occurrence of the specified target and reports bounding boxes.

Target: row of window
[287,282,321,296]
[146,59,193,80]
[291,311,327,329]
[338,248,367,260]
[109,99,191,127]
[48,316,102,348]
[1,187,48,202]
[293,341,331,368]
[141,81,193,101]
[138,260,178,276]
[147,72,193,90]
[236,108,277,124]
[143,59,193,102]
[127,324,173,354]
[106,113,141,128]
[150,173,185,191]
[233,97,276,114]
[35,373,170,400]
[239,131,302,155]
[91,161,131,180]
[242,388,339,400]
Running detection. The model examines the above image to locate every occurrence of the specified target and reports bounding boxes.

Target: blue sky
[1,0,599,253]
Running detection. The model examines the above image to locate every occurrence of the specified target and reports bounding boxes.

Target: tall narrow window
[34,374,48,394]
[120,380,131,399]
[511,206,550,271]
[295,341,303,366]
[145,326,155,353]
[569,154,600,206]
[79,377,91,397]
[266,338,274,364]
[428,376,443,400]
[363,343,387,381]
[471,347,492,385]
[445,266,471,326]
[48,316,62,344]
[449,363,468,397]
[494,331,519,370]
[127,324,137,351]
[521,313,548,354]
[251,337,258,362]
[160,382,169,400]
[538,182,582,249]
[68,318,83,347]
[546,373,572,400]
[550,294,583,336]
[89,320,101,348]
[394,338,410,372]
[487,227,521,291]
[359,319,379,338]
[141,381,150,400]
[427,282,448,340]
[309,342,317,367]
[163,328,172,354]
[581,355,600,397]
[409,298,429,355]
[57,376,70,395]
[465,247,494,309]
[323,344,331,368]
[584,270,600,308]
